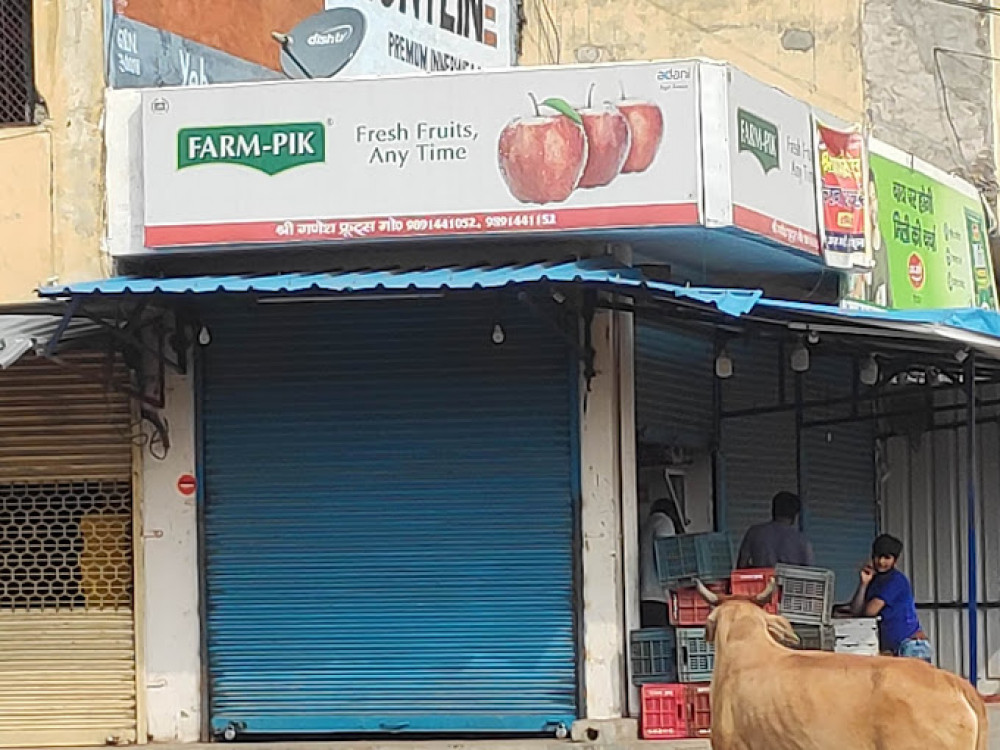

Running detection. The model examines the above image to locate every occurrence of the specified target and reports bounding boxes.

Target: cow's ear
[765,613,799,647]
[705,608,719,643]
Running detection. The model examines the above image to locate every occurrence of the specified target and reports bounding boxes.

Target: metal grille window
[0,481,133,611]
[0,0,32,124]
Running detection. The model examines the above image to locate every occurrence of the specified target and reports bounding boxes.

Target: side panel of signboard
[848,140,998,311]
[141,62,702,248]
[727,69,819,255]
[107,0,515,88]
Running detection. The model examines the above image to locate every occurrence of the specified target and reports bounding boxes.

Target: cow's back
[711,651,983,750]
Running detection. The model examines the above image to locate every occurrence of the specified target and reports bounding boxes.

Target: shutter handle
[379,721,410,732]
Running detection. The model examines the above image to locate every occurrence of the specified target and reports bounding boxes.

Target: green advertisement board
[851,147,998,311]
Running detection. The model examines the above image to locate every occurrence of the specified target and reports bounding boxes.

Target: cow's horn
[754,577,778,605]
[694,578,720,605]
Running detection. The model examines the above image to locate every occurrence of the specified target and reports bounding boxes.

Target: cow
[694,578,987,750]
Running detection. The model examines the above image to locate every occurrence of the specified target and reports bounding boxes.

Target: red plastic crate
[730,568,779,614]
[669,580,728,626]
[686,684,712,737]
[641,684,688,739]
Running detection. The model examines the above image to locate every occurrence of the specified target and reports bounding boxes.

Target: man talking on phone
[850,533,932,662]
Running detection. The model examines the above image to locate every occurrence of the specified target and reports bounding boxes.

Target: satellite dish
[278,7,366,79]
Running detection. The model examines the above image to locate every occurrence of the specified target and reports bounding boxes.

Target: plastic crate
[730,567,779,614]
[775,564,835,625]
[670,581,728,626]
[676,627,715,682]
[655,532,733,585]
[792,623,835,651]
[630,628,677,685]
[640,684,688,739]
[686,684,712,737]
[833,618,879,656]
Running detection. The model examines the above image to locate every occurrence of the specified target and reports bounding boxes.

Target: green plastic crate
[654,532,733,585]
[630,628,678,685]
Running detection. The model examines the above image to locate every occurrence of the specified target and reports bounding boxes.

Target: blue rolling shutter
[635,321,714,450]
[720,340,797,542]
[801,358,877,601]
[200,298,577,735]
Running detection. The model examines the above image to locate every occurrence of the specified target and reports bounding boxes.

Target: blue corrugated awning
[37,259,1000,358]
[38,260,765,317]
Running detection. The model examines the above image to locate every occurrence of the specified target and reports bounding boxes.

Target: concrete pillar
[140,360,202,741]
[579,305,635,720]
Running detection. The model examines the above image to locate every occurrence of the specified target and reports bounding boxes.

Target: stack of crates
[633,532,731,740]
[775,564,836,651]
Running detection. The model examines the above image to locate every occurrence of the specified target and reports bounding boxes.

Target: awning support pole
[966,352,978,687]
[42,296,80,357]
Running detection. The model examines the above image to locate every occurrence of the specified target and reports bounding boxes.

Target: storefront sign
[814,120,865,269]
[140,61,703,248]
[848,140,998,310]
[727,70,819,255]
[107,0,515,88]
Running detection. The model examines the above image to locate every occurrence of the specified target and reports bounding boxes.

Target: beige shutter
[0,353,137,747]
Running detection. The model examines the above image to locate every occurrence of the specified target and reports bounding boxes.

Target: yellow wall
[0,0,107,303]
[519,0,864,123]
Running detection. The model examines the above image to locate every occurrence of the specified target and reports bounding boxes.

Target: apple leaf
[540,97,584,126]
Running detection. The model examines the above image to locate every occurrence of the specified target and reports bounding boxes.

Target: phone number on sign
[484,212,558,229]
[402,212,559,233]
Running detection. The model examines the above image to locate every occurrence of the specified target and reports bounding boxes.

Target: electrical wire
[921,0,1000,14]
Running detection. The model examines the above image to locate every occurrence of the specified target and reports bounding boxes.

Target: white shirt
[640,511,676,603]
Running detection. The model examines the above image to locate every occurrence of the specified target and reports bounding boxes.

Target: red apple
[498,106,587,205]
[619,99,664,174]
[578,101,631,188]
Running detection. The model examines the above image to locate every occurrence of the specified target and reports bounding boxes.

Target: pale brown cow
[694,579,987,750]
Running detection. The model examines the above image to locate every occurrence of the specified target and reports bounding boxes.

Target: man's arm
[736,530,753,568]
[850,565,875,615]
[803,539,815,567]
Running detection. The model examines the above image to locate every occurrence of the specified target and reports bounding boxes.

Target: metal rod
[966,352,978,687]
[802,396,1000,430]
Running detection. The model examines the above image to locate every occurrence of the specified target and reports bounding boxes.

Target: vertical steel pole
[966,353,978,687]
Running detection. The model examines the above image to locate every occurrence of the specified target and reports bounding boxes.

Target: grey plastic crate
[676,627,715,682]
[792,623,835,651]
[654,532,733,585]
[630,628,677,685]
[775,564,835,625]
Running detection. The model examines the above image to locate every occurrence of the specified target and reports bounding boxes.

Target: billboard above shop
[845,139,998,312]
[122,59,841,257]
[138,61,704,249]
[107,0,515,89]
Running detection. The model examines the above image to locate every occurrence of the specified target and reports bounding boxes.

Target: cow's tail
[958,678,988,750]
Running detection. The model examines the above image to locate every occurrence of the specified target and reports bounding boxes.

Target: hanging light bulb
[491,322,505,345]
[197,326,211,346]
[859,355,879,386]
[790,339,810,373]
[715,347,733,379]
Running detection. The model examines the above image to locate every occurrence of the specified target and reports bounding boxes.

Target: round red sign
[177,474,197,496]
[907,253,925,290]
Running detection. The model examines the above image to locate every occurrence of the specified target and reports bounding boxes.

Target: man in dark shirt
[850,533,931,662]
[735,491,814,568]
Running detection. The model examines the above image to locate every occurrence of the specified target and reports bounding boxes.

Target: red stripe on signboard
[732,205,821,255]
[144,202,700,249]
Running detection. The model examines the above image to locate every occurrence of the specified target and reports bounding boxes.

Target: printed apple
[498,95,587,205]
[577,85,631,188]
[619,97,664,174]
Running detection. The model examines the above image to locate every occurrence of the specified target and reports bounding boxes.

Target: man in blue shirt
[849,534,932,662]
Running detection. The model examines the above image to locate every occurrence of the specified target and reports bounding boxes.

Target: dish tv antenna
[272,7,366,79]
